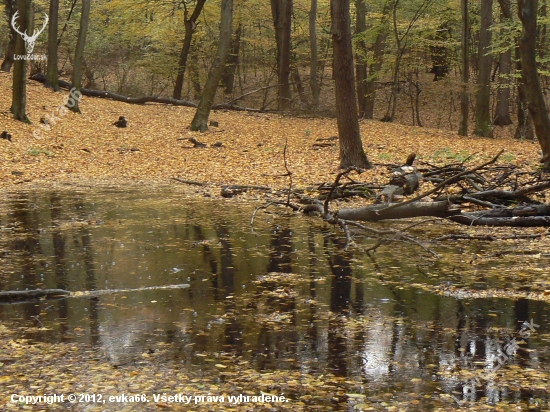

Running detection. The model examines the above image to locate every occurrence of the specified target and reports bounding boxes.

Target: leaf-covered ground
[1,74,549,411]
[0,72,542,194]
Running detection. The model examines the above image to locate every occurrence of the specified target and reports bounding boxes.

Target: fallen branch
[377,150,504,214]
[30,74,264,112]
[0,284,190,303]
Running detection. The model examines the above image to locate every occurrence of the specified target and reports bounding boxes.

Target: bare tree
[458,0,469,136]
[309,0,320,108]
[355,0,368,117]
[331,0,371,169]
[271,0,292,110]
[518,0,550,169]
[190,0,233,132]
[45,0,60,91]
[474,0,493,137]
[493,1,512,126]
[1,0,17,72]
[70,0,91,113]
[11,0,31,122]
[173,0,206,100]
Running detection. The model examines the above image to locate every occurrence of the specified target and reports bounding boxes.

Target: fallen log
[29,74,263,112]
[336,201,458,221]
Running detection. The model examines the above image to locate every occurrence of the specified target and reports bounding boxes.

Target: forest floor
[0,71,543,197]
[1,74,549,411]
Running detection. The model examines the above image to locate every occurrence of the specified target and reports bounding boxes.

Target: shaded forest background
[2,0,549,135]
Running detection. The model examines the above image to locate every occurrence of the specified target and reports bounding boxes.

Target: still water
[0,187,549,410]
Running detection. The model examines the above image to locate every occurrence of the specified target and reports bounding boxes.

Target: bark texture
[331,0,371,169]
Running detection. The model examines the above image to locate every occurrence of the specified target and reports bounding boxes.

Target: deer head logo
[11,11,48,54]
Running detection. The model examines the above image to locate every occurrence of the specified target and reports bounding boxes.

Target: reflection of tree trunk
[76,198,99,345]
[267,226,293,273]
[306,229,318,351]
[327,237,352,376]
[8,194,42,321]
[217,225,242,354]
[50,194,69,340]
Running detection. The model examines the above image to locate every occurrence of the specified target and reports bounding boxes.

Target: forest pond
[1,187,549,410]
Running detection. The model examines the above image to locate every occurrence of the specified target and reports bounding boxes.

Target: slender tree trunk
[474,0,493,137]
[45,0,60,91]
[331,0,371,169]
[1,0,17,72]
[518,0,550,169]
[11,0,30,122]
[458,0,469,135]
[515,47,535,140]
[173,0,206,100]
[221,23,242,94]
[497,0,535,139]
[271,0,292,110]
[355,0,368,117]
[190,0,234,132]
[364,29,388,119]
[493,2,513,126]
[309,0,320,108]
[383,0,402,122]
[70,0,91,113]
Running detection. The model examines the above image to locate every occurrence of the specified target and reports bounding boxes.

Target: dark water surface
[1,188,549,410]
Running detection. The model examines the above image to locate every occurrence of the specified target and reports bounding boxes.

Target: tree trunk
[458,0,469,135]
[1,0,17,72]
[11,0,30,122]
[70,0,91,113]
[474,0,493,137]
[271,0,292,110]
[331,0,371,169]
[221,23,242,94]
[355,0,368,117]
[309,0,320,108]
[45,0,60,91]
[497,0,535,139]
[172,0,206,100]
[190,0,234,132]
[383,0,402,122]
[493,1,513,126]
[518,0,550,169]
[364,29,388,119]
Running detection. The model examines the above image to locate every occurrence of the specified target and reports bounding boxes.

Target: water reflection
[0,188,549,408]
